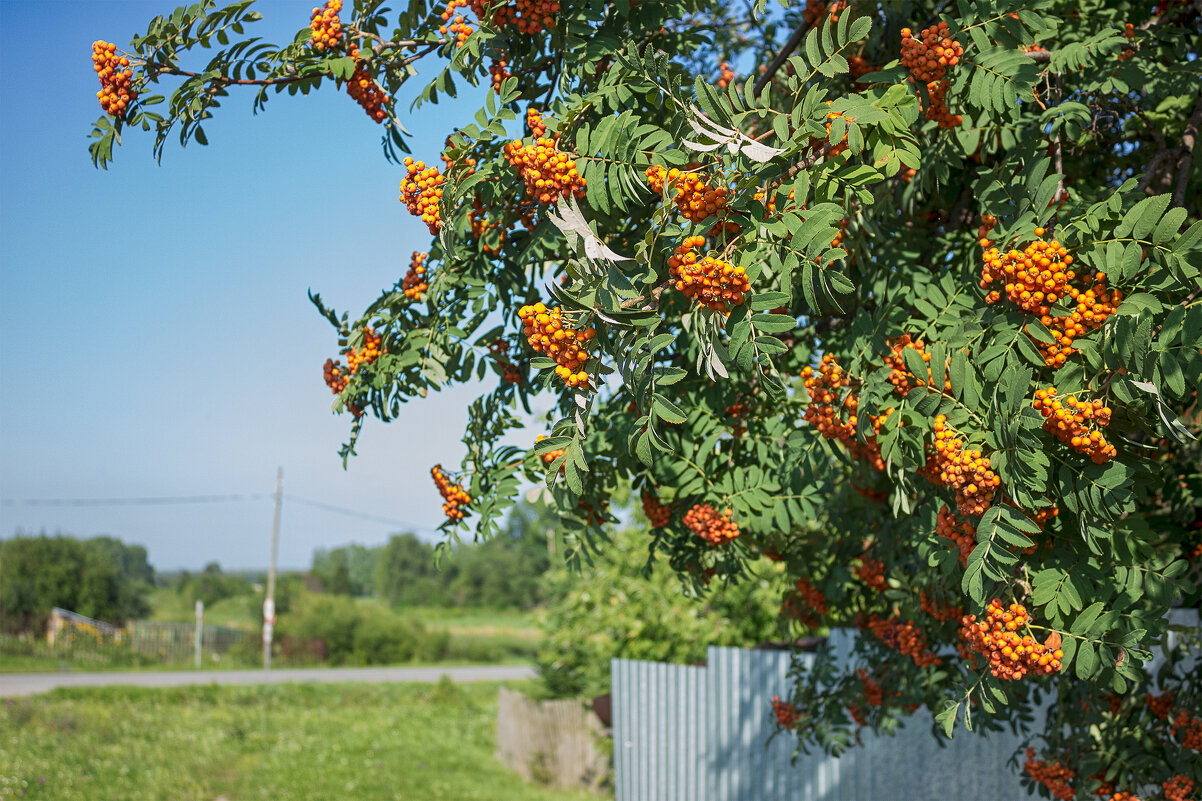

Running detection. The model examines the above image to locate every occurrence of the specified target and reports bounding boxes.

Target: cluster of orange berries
[883,335,952,397]
[936,506,976,565]
[504,136,586,205]
[1038,273,1124,368]
[772,696,801,729]
[800,356,886,470]
[919,589,963,622]
[717,61,735,89]
[1149,691,1175,720]
[345,328,384,373]
[926,415,1001,517]
[439,0,474,45]
[848,55,879,82]
[1033,388,1117,463]
[641,490,672,528]
[346,61,389,122]
[855,555,888,591]
[517,303,595,389]
[981,231,1076,316]
[489,57,511,93]
[857,668,885,708]
[92,41,138,118]
[431,464,471,521]
[959,599,1063,680]
[684,503,740,546]
[526,106,547,138]
[753,187,796,217]
[1024,748,1076,801]
[667,236,751,313]
[1118,22,1136,60]
[488,340,522,384]
[1107,792,1139,801]
[900,22,964,128]
[804,0,846,27]
[864,614,942,667]
[978,214,998,248]
[1171,709,1202,750]
[646,166,730,224]
[1163,776,1194,801]
[323,358,350,394]
[789,578,828,628]
[534,434,565,467]
[309,0,344,51]
[399,158,445,234]
[402,252,429,300]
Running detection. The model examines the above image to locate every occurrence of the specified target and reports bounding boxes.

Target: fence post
[194,600,204,668]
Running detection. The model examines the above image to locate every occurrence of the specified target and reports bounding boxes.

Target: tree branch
[145,63,305,88]
[619,281,672,310]
[1172,92,1202,207]
[754,20,809,96]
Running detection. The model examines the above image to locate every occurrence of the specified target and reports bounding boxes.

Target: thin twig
[619,281,672,310]
[753,21,809,96]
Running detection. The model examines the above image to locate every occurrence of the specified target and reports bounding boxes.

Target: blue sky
[0,0,533,570]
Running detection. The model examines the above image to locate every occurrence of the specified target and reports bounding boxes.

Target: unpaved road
[0,664,536,697]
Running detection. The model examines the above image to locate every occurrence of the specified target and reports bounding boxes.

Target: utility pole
[194,599,204,669]
[263,467,282,672]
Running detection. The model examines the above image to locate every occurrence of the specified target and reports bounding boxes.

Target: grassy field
[0,680,604,801]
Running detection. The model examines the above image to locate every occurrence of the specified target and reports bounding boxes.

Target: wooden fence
[495,687,609,792]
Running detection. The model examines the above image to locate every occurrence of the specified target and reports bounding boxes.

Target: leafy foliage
[92,0,1202,795]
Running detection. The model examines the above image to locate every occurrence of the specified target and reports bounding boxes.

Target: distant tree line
[313,502,554,609]
[0,533,154,631]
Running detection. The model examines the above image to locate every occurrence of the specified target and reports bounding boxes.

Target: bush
[276,593,448,666]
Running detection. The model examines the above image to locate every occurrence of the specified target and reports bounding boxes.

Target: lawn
[0,680,605,801]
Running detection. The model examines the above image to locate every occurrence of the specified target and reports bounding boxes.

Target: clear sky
[0,0,535,570]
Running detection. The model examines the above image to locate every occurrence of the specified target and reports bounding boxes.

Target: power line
[0,491,429,532]
[0,494,257,507]
[283,494,430,532]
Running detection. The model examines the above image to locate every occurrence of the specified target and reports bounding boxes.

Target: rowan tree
[91,0,1202,796]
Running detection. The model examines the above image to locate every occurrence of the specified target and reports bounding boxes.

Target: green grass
[0,681,606,801]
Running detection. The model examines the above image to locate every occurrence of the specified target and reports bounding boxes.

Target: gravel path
[0,664,537,697]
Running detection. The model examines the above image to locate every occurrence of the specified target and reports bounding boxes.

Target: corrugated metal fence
[613,611,1199,801]
[613,634,1031,801]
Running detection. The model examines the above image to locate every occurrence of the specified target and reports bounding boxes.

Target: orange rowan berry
[517,302,595,389]
[924,415,1001,517]
[667,235,751,313]
[504,134,586,205]
[402,251,429,300]
[489,56,511,93]
[641,490,672,528]
[1033,387,1117,463]
[399,158,445,234]
[883,334,951,396]
[772,696,801,729]
[323,358,350,394]
[92,41,138,118]
[646,165,730,224]
[438,0,474,46]
[864,613,941,667]
[684,503,739,546]
[959,599,1063,680]
[345,327,385,374]
[717,61,735,89]
[1024,748,1076,800]
[977,214,998,248]
[534,434,565,467]
[919,589,963,622]
[900,23,964,128]
[785,578,828,628]
[1163,776,1194,801]
[431,464,471,521]
[800,355,888,470]
[488,339,523,385]
[849,56,879,82]
[1170,709,1202,751]
[1148,691,1175,720]
[309,1,344,51]
[804,0,846,27]
[936,505,976,565]
[981,234,1075,316]
[512,0,559,34]
[345,61,389,122]
[854,554,888,591]
[526,106,547,138]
